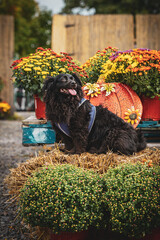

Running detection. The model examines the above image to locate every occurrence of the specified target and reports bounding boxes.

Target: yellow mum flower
[24,67,32,71]
[33,67,42,71]
[42,71,49,75]
[36,62,42,65]
[59,68,66,72]
[130,61,139,68]
[0,102,11,112]
[26,64,34,68]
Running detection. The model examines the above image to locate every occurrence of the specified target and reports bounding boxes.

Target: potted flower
[82,46,117,83]
[11,47,88,119]
[102,162,160,239]
[19,164,105,240]
[99,48,160,120]
[0,101,11,119]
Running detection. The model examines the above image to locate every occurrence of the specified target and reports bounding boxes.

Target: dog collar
[55,98,96,138]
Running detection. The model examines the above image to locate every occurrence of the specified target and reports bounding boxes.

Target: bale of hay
[5,146,160,197]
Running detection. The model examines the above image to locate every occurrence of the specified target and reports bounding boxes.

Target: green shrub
[19,164,104,234]
[102,162,160,238]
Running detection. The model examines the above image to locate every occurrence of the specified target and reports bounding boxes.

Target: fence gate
[0,15,14,109]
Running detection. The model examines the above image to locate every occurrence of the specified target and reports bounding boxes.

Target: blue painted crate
[22,116,56,146]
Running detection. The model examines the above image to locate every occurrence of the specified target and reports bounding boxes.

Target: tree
[61,0,160,14]
[0,0,52,57]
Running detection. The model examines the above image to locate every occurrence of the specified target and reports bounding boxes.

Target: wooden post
[0,15,14,109]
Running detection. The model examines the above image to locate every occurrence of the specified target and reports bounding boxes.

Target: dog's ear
[72,73,82,87]
[42,77,55,93]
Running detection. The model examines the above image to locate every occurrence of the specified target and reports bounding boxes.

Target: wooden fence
[0,14,159,109]
[52,14,160,64]
[0,15,14,109]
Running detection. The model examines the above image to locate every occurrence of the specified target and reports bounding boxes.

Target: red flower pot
[34,95,46,119]
[141,96,160,121]
[131,227,160,240]
[50,230,89,240]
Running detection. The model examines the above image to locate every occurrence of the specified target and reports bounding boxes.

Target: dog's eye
[61,78,67,82]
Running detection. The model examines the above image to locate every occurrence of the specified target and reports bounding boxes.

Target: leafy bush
[102,162,160,238]
[100,48,160,98]
[19,164,104,234]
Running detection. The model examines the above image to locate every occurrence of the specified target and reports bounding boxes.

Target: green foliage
[0,0,52,57]
[61,0,160,14]
[19,164,104,234]
[102,163,160,238]
[18,162,160,237]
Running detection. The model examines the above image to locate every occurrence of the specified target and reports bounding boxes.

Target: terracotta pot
[131,227,160,240]
[34,95,46,119]
[50,230,89,240]
[141,96,160,121]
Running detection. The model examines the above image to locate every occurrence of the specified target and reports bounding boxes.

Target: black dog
[43,73,146,155]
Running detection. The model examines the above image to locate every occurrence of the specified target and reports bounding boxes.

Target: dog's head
[43,73,83,102]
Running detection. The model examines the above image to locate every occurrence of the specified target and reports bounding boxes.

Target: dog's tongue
[68,89,77,95]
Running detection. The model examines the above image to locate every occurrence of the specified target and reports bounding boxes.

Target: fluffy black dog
[43,73,146,155]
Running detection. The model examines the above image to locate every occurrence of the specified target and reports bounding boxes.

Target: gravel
[0,113,42,240]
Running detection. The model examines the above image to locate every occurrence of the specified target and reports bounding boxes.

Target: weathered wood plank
[51,14,67,53]
[136,14,160,50]
[0,15,14,109]
[52,14,134,64]
[22,116,47,125]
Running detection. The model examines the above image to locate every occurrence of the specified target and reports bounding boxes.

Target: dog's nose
[70,80,76,87]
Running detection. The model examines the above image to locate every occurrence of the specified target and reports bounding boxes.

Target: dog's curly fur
[43,73,146,155]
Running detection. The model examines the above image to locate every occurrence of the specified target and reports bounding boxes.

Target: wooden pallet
[137,121,160,142]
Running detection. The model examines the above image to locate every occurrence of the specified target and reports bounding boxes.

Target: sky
[36,0,95,15]
[36,0,65,14]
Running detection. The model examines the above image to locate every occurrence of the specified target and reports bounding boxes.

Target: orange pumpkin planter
[83,82,143,128]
